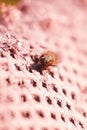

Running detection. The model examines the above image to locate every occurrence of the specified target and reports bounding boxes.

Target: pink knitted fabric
[0,0,87,130]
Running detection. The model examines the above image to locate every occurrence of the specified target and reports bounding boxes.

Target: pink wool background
[0,0,87,130]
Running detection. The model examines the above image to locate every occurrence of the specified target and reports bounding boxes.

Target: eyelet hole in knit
[20,94,27,102]
[62,88,67,96]
[46,97,52,105]
[50,112,56,120]
[57,100,62,107]
[21,111,31,119]
[36,110,44,118]
[61,115,65,122]
[33,94,41,102]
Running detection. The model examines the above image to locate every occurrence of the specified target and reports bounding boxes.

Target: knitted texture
[0,0,87,130]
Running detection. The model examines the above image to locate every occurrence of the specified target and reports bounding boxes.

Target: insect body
[31,51,61,73]
[39,51,61,70]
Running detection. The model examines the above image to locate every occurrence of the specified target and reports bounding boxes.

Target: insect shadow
[30,55,45,74]
[31,63,45,74]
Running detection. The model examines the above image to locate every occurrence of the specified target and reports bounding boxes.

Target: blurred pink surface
[0,0,87,130]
